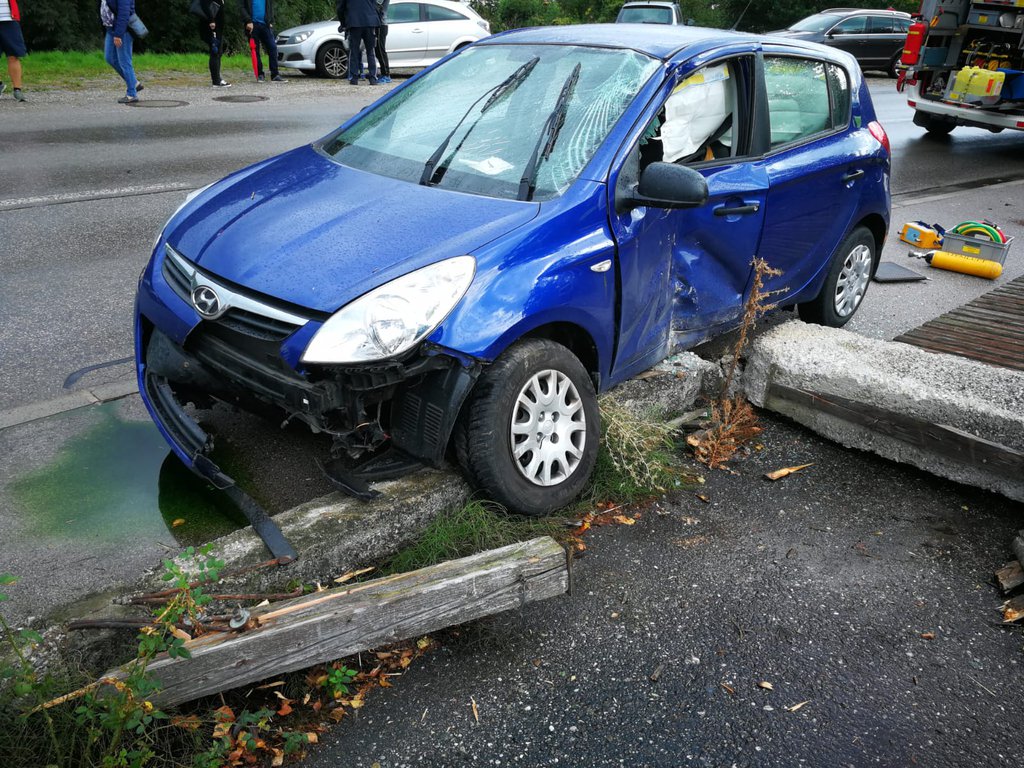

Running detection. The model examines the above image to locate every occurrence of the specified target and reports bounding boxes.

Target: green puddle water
[10,403,249,548]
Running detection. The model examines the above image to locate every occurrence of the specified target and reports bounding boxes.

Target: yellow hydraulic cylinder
[913,250,1003,279]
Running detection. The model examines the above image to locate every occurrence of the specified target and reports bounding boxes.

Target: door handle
[842,169,865,182]
[713,203,760,216]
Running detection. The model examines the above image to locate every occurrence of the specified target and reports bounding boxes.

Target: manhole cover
[213,95,269,103]
[126,99,189,108]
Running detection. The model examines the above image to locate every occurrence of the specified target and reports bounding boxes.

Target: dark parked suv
[771,8,911,76]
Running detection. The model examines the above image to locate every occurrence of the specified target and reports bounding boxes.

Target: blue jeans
[250,22,278,78]
[104,29,137,98]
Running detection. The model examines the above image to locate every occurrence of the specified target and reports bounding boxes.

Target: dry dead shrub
[688,257,781,469]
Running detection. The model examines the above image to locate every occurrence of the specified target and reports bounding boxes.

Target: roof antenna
[730,0,754,30]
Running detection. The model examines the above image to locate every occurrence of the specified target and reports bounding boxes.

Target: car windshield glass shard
[419,56,540,187]
[322,44,659,201]
[518,63,582,202]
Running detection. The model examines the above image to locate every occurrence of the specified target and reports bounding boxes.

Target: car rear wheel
[798,225,875,328]
[887,52,900,78]
[316,42,348,79]
[914,110,955,137]
[455,339,600,517]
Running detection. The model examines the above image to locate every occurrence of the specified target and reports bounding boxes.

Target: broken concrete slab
[743,320,1024,502]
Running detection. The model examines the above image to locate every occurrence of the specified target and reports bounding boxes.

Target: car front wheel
[455,339,600,517]
[798,225,875,327]
[316,42,348,79]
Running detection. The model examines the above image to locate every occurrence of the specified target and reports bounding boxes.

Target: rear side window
[387,3,420,23]
[425,4,468,21]
[895,18,911,33]
[765,57,851,148]
[869,15,894,33]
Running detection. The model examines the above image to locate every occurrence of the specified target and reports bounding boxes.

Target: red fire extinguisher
[902,20,926,66]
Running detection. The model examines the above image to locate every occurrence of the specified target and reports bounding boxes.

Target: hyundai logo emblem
[191,285,223,318]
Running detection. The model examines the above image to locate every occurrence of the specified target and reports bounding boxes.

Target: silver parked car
[276,0,491,79]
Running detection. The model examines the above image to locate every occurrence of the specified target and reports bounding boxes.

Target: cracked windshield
[324,44,659,200]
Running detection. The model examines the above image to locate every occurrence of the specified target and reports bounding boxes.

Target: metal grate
[894,275,1024,372]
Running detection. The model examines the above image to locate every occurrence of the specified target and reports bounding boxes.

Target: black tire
[914,110,955,137]
[315,42,348,79]
[798,225,875,327]
[887,52,900,78]
[455,339,600,517]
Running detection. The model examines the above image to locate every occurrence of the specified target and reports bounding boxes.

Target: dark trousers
[250,21,279,78]
[347,26,377,82]
[199,22,223,84]
[374,24,389,77]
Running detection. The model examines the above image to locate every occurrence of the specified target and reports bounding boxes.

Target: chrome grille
[161,244,311,342]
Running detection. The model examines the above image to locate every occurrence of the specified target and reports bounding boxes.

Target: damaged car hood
[167,145,540,314]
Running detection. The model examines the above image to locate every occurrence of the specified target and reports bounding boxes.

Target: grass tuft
[383,500,562,575]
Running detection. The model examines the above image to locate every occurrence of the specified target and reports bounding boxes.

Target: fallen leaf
[416,636,431,650]
[764,463,814,481]
[720,683,735,695]
[306,732,318,744]
[170,714,202,730]
[271,748,285,767]
[171,518,186,528]
[785,700,810,712]
[350,695,365,709]
[695,494,710,503]
[920,632,936,640]
[471,696,480,724]
[758,681,774,691]
[612,515,636,526]
[333,566,375,584]
[328,707,346,723]
[277,701,293,717]
[169,626,192,642]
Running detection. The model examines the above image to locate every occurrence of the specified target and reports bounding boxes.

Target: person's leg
[6,55,21,88]
[0,20,26,89]
[104,30,124,80]
[260,24,280,78]
[365,28,378,83]
[347,28,360,84]
[117,31,137,97]
[376,24,389,79]
[199,22,216,84]
[252,26,265,78]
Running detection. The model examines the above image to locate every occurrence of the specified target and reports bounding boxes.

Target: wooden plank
[765,383,1024,480]
[995,560,1024,593]
[1013,532,1024,572]
[108,537,568,707]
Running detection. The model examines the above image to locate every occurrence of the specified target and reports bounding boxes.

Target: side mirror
[624,162,708,210]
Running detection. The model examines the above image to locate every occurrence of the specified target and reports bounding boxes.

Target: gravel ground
[307,414,1024,768]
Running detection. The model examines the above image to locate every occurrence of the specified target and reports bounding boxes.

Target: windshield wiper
[517,63,582,202]
[419,57,540,187]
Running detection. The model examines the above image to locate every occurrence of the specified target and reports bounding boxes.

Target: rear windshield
[322,44,659,201]
[617,6,674,24]
[788,13,844,33]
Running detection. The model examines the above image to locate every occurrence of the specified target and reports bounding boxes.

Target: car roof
[483,24,754,60]
[620,1,679,7]
[819,7,911,17]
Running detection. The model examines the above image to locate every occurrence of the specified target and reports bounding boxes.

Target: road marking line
[0,377,139,431]
[0,182,194,212]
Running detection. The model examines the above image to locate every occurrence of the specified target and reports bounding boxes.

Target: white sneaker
[212,80,232,88]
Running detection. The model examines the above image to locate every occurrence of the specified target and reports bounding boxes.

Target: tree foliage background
[19,0,921,52]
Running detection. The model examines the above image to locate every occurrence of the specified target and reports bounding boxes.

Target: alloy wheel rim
[510,369,587,487]
[326,48,346,77]
[834,244,872,317]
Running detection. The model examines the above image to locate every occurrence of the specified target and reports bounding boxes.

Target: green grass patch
[383,500,561,575]
[23,50,253,88]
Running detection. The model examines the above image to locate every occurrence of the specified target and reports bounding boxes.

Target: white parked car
[276,0,491,79]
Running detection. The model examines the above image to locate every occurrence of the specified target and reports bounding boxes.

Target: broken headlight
[301,256,476,364]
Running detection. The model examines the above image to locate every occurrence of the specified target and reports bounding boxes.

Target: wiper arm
[419,57,540,187]
[517,63,582,202]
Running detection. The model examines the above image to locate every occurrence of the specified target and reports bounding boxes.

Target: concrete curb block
[743,320,1024,502]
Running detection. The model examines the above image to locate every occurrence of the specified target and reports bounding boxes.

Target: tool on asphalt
[908,250,1004,279]
[899,221,945,249]
[873,262,928,283]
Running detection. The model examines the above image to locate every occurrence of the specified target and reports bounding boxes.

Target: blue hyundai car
[136,24,890,517]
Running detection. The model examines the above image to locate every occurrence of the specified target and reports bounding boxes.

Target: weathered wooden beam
[109,537,568,708]
[1012,532,1024,572]
[996,560,1024,594]
[765,383,1024,481]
